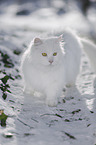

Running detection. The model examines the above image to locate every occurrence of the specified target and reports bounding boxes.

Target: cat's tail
[81,38,96,72]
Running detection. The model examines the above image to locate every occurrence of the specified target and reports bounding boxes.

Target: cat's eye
[53,52,57,56]
[42,53,47,56]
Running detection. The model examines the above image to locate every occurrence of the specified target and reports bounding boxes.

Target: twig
[17,118,33,129]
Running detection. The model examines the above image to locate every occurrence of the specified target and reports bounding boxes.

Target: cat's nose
[49,60,53,64]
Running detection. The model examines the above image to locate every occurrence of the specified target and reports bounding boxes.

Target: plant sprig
[0,75,14,100]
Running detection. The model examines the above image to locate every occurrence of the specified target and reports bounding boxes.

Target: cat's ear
[58,34,63,41]
[33,38,42,46]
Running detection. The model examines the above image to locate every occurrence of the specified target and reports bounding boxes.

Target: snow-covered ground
[0,0,96,145]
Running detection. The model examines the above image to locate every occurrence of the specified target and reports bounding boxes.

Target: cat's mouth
[42,61,55,67]
[49,62,54,66]
[48,62,55,66]
[49,63,53,66]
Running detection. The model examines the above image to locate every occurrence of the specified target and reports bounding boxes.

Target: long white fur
[21,29,82,106]
[81,39,96,72]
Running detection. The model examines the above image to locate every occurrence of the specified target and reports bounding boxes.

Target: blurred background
[0,0,96,40]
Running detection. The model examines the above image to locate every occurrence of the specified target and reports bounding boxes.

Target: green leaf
[7,89,11,93]
[0,51,14,68]
[65,119,70,122]
[55,114,63,118]
[2,93,7,100]
[15,75,21,79]
[64,132,76,140]
[13,49,21,55]
[9,75,14,80]
[5,84,10,88]
[0,110,8,127]
[3,132,13,138]
[1,75,9,84]
[71,109,81,115]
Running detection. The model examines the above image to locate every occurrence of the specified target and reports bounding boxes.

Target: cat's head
[30,36,65,67]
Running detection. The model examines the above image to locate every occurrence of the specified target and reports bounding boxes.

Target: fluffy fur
[81,39,96,72]
[21,29,82,106]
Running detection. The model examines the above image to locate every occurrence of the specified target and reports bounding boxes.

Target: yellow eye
[42,53,47,56]
[53,52,57,56]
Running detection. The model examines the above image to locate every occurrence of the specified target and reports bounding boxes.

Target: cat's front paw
[46,98,58,107]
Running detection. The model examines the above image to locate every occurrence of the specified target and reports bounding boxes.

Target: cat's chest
[30,65,64,84]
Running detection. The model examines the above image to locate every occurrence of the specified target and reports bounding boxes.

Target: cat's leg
[45,87,62,107]
[64,83,80,99]
[23,80,35,95]
[46,93,58,107]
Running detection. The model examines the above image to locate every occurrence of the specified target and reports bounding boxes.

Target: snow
[0,0,96,145]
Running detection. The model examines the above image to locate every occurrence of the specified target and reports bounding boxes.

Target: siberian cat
[21,29,82,106]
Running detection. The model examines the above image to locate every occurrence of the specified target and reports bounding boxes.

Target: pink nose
[49,60,53,64]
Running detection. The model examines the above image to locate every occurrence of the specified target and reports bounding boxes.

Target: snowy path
[0,24,95,145]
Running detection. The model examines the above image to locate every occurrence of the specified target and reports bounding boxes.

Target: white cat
[21,29,82,106]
